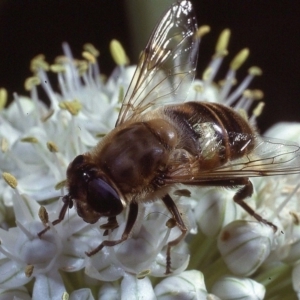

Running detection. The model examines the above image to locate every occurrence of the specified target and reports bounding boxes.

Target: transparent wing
[115,0,199,126]
[165,135,300,183]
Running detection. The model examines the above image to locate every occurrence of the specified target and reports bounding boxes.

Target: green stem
[188,232,218,269]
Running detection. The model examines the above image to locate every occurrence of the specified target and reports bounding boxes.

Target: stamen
[1,137,8,153]
[38,206,49,225]
[50,64,66,73]
[24,76,41,91]
[110,39,129,66]
[0,88,7,110]
[46,141,58,153]
[230,48,249,70]
[25,265,34,277]
[202,30,230,89]
[83,43,100,57]
[21,137,39,143]
[224,67,262,106]
[195,25,210,39]
[82,51,96,64]
[272,183,300,220]
[2,172,18,189]
[59,99,82,116]
[250,102,265,123]
[215,29,230,56]
[30,54,49,73]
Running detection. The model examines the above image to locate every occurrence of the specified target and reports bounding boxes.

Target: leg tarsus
[37,195,71,237]
[233,179,277,232]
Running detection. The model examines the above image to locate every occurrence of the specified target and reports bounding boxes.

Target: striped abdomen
[163,102,255,170]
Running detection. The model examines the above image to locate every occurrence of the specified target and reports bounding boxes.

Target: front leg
[38,195,73,237]
[162,194,188,274]
[86,201,138,256]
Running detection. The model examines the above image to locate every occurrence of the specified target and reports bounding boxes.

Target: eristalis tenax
[38,0,300,274]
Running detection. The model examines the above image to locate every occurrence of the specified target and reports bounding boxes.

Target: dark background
[0,0,299,133]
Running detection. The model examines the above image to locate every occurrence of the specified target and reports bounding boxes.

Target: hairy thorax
[95,118,178,196]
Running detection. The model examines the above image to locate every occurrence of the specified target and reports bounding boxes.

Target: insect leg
[100,216,119,236]
[233,178,277,231]
[162,193,188,274]
[37,195,73,237]
[184,178,277,231]
[85,201,138,257]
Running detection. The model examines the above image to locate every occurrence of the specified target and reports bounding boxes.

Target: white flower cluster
[0,31,300,299]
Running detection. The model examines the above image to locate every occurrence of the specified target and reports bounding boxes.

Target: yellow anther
[215,29,231,55]
[30,55,49,72]
[1,138,8,153]
[54,55,69,65]
[55,179,66,190]
[137,269,151,279]
[21,136,39,144]
[83,43,100,57]
[195,25,211,38]
[62,292,69,300]
[59,99,82,116]
[193,84,203,93]
[82,51,96,64]
[238,108,248,121]
[110,39,129,66]
[230,48,249,70]
[252,89,264,100]
[252,102,265,117]
[38,206,49,225]
[25,265,34,278]
[75,60,89,75]
[248,66,262,76]
[47,141,59,153]
[21,137,38,143]
[50,64,66,73]
[219,78,237,87]
[290,211,300,225]
[2,172,18,189]
[24,77,41,91]
[0,88,7,110]
[202,67,212,81]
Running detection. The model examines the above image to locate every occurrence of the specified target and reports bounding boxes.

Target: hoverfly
[38,0,300,274]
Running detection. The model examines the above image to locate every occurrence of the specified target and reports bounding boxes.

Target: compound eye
[71,155,84,167]
[87,178,123,217]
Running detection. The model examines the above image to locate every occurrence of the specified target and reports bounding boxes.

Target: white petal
[32,270,66,300]
[0,260,30,289]
[120,274,156,300]
[70,288,95,300]
[195,189,240,236]
[98,283,119,300]
[0,286,31,300]
[155,270,207,300]
[212,276,265,300]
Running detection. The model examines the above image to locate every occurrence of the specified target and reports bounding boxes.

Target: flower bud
[218,220,274,276]
[212,276,265,300]
[154,270,207,299]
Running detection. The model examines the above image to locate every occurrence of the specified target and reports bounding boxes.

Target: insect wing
[166,134,300,183]
[115,0,199,126]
